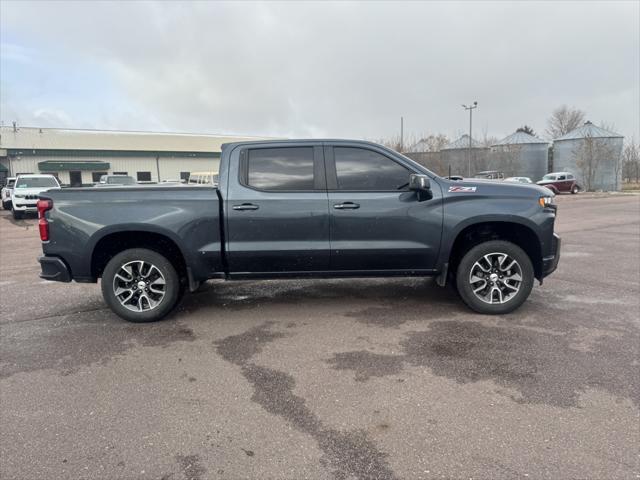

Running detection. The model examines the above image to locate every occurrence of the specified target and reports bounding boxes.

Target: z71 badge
[448,186,477,193]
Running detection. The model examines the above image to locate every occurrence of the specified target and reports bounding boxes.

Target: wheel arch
[447,220,543,280]
[90,226,189,282]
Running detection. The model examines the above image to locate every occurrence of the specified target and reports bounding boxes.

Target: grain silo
[490,131,549,181]
[440,134,489,177]
[552,121,624,191]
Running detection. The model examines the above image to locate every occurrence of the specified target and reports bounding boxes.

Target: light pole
[462,101,478,177]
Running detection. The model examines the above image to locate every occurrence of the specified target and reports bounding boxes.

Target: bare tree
[545,105,586,139]
[516,125,536,136]
[622,139,640,183]
[406,133,450,153]
[573,136,616,191]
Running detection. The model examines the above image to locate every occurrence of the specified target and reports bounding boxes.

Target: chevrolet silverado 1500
[37,140,560,322]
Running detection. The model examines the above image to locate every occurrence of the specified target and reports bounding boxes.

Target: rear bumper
[38,255,72,282]
[542,233,561,277]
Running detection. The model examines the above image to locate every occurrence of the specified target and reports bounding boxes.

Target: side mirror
[409,174,432,200]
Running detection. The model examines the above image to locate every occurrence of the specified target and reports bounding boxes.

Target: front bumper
[12,201,37,212]
[542,233,561,277]
[38,255,72,282]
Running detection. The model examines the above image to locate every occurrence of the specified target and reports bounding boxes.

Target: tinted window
[137,171,152,182]
[558,175,566,180]
[247,147,314,190]
[334,147,410,191]
[180,171,190,181]
[16,177,58,188]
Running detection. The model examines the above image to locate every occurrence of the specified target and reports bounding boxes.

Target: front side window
[247,147,315,191]
[137,171,152,182]
[16,177,59,188]
[334,147,410,191]
[558,175,566,180]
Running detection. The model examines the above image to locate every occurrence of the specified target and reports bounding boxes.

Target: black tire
[2,200,10,210]
[571,185,579,194]
[11,208,23,220]
[101,248,181,323]
[456,240,534,315]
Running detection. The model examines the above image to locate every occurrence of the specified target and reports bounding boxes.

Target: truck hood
[12,187,58,197]
[442,178,554,197]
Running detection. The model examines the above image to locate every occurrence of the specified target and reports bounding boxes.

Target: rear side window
[334,147,410,191]
[247,147,315,191]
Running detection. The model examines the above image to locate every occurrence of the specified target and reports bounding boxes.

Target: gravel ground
[0,194,639,480]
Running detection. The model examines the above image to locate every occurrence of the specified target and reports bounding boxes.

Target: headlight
[13,194,25,198]
[538,196,555,208]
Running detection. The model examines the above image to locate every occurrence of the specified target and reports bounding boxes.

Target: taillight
[37,198,53,241]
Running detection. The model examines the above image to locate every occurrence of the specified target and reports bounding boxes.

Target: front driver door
[225,143,330,274]
[326,144,442,272]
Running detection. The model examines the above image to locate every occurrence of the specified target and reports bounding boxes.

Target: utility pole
[400,116,404,153]
[462,101,478,177]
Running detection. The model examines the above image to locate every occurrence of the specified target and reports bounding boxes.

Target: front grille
[25,195,38,200]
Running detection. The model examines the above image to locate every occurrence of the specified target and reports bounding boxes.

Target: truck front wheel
[101,248,181,322]
[455,240,534,314]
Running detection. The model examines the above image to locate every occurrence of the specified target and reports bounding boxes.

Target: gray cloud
[1,1,638,141]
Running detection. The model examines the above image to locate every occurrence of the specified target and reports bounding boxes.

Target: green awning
[38,161,110,171]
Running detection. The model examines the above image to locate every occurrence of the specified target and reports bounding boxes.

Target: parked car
[505,177,533,184]
[96,174,137,186]
[188,171,219,185]
[37,139,560,322]
[11,174,60,219]
[1,176,16,210]
[474,170,505,180]
[537,172,580,194]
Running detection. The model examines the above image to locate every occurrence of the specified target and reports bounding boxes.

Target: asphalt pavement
[1,194,639,480]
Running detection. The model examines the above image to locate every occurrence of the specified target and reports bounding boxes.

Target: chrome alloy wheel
[112,260,166,312]
[469,252,522,304]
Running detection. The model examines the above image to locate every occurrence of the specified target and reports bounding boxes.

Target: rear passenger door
[225,144,330,274]
[325,144,442,272]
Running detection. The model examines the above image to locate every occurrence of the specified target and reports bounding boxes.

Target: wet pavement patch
[175,454,207,480]
[214,323,399,480]
[327,320,640,408]
[0,316,197,379]
[326,350,405,381]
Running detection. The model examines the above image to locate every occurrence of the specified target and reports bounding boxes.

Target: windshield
[107,176,136,185]
[542,174,556,181]
[15,177,58,188]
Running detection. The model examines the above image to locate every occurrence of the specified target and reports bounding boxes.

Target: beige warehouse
[0,126,267,186]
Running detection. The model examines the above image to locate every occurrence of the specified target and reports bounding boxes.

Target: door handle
[333,202,360,210]
[232,203,259,211]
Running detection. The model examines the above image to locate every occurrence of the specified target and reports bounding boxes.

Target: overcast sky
[1,1,638,143]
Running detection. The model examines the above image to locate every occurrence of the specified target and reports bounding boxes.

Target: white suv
[11,174,60,219]
[2,177,16,210]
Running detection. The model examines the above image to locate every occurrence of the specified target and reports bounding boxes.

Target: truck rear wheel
[101,248,181,322]
[455,240,534,315]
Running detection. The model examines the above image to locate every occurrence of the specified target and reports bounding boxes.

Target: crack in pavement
[214,322,399,480]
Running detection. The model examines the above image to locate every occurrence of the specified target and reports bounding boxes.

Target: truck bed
[40,185,223,283]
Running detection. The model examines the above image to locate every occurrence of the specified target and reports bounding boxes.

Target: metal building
[440,134,489,177]
[0,126,266,186]
[490,131,549,181]
[552,121,624,191]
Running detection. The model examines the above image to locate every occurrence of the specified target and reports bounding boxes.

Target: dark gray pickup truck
[37,140,560,322]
